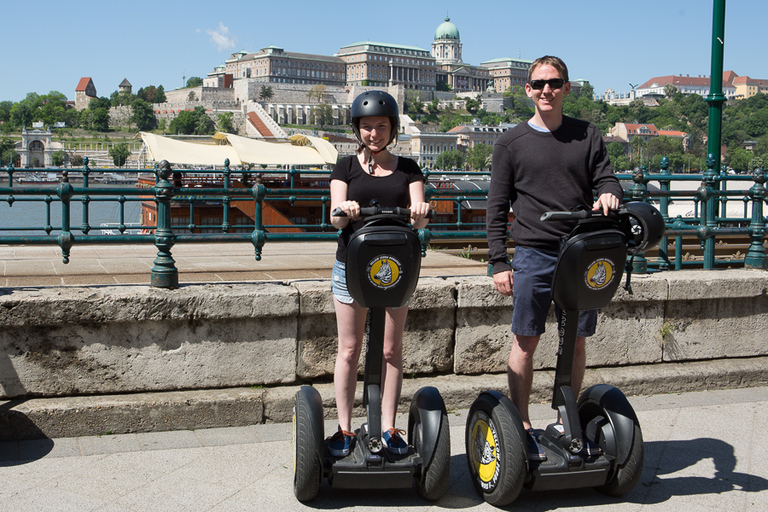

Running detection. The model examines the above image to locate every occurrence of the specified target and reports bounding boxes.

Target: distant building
[337,41,435,90]
[431,17,490,92]
[609,122,689,151]
[75,77,97,110]
[119,78,132,95]
[733,75,768,99]
[220,46,347,87]
[481,57,532,93]
[636,72,738,99]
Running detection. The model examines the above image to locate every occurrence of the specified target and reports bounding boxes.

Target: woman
[328,90,430,457]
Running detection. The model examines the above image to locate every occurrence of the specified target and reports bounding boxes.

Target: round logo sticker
[470,411,500,491]
[585,258,615,290]
[367,256,402,289]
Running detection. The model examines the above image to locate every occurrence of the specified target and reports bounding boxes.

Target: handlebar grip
[541,210,592,222]
[331,207,346,217]
[332,206,436,219]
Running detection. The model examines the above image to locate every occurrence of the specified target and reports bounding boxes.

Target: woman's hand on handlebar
[410,201,431,228]
[593,193,621,216]
[336,200,361,220]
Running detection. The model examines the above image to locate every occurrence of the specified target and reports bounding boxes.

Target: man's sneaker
[526,428,547,461]
[383,428,409,455]
[327,428,355,457]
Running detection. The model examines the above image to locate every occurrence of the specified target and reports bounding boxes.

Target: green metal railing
[2,156,766,288]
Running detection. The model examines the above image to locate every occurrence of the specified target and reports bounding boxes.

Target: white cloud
[207,22,236,52]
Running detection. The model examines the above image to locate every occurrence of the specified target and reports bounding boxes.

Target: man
[486,56,623,460]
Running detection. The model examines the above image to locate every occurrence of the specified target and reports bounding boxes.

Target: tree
[138,85,166,104]
[466,143,493,171]
[154,85,167,104]
[188,91,197,101]
[664,84,678,99]
[216,112,235,133]
[52,150,66,167]
[0,136,17,165]
[109,143,130,167]
[465,98,481,114]
[311,104,333,128]
[131,99,155,131]
[170,106,214,135]
[87,96,112,132]
[435,149,464,170]
[307,84,327,103]
[259,85,273,101]
[186,77,203,88]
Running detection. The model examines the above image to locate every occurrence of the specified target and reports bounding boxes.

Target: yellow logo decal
[470,412,500,490]
[585,258,615,290]
[367,256,402,289]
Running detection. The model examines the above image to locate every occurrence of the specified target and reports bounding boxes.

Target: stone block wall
[0,270,766,400]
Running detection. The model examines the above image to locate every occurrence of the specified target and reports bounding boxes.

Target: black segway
[293,205,450,502]
[465,202,664,506]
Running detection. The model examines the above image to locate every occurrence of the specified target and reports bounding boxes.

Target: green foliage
[131,99,155,131]
[436,149,464,170]
[466,143,493,171]
[108,142,130,167]
[137,85,166,104]
[465,98,481,114]
[168,106,214,135]
[216,112,235,133]
[52,149,66,167]
[259,85,273,100]
[310,104,333,128]
[186,77,203,88]
[0,136,17,165]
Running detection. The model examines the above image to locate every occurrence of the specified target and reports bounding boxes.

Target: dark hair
[527,55,569,84]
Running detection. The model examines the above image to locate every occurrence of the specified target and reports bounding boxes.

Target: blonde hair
[527,56,569,83]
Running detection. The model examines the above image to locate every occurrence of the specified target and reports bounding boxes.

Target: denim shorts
[510,246,597,337]
[331,260,354,304]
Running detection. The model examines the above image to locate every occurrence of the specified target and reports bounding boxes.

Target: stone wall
[0,269,766,400]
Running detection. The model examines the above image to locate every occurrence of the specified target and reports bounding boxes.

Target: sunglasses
[529,78,566,90]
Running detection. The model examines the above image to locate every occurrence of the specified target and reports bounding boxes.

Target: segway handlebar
[332,206,436,219]
[541,208,621,222]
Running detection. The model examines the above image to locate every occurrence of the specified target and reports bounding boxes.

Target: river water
[0,186,143,236]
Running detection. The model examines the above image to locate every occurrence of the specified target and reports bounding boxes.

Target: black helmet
[624,201,665,254]
[351,90,399,147]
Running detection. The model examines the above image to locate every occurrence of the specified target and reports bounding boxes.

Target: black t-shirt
[331,154,424,262]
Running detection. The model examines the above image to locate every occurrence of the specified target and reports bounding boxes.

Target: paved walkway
[1,387,767,511]
[0,241,486,287]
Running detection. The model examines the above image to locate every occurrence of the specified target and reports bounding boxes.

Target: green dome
[434,17,460,40]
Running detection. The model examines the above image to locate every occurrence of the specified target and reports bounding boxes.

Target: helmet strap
[364,147,385,175]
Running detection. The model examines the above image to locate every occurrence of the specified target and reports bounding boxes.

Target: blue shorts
[510,246,597,338]
[331,260,354,304]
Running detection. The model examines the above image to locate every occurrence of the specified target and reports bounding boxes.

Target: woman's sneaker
[327,428,355,457]
[383,428,408,455]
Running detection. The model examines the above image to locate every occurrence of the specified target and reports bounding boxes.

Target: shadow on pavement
[0,399,54,466]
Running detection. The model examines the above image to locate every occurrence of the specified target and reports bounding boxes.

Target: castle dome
[434,17,460,40]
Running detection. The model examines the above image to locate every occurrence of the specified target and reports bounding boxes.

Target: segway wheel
[412,410,451,500]
[465,392,527,507]
[293,386,324,501]
[599,424,644,496]
[578,384,644,496]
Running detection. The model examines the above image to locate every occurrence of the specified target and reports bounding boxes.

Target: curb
[2,356,767,440]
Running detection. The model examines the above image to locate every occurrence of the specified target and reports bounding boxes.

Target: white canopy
[139,132,338,167]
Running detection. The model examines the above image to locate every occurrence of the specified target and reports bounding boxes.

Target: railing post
[80,156,91,234]
[629,166,649,273]
[744,167,767,269]
[222,158,231,233]
[700,153,718,269]
[657,157,671,270]
[251,175,266,260]
[56,171,75,264]
[150,159,178,289]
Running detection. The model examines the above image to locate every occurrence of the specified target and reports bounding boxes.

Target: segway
[465,202,664,507]
[293,205,450,502]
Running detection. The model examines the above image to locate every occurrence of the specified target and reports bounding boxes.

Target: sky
[1,0,765,103]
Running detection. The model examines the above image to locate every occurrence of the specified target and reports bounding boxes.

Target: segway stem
[363,308,386,453]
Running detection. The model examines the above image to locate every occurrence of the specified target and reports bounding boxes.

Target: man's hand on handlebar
[410,201,431,227]
[593,193,621,216]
